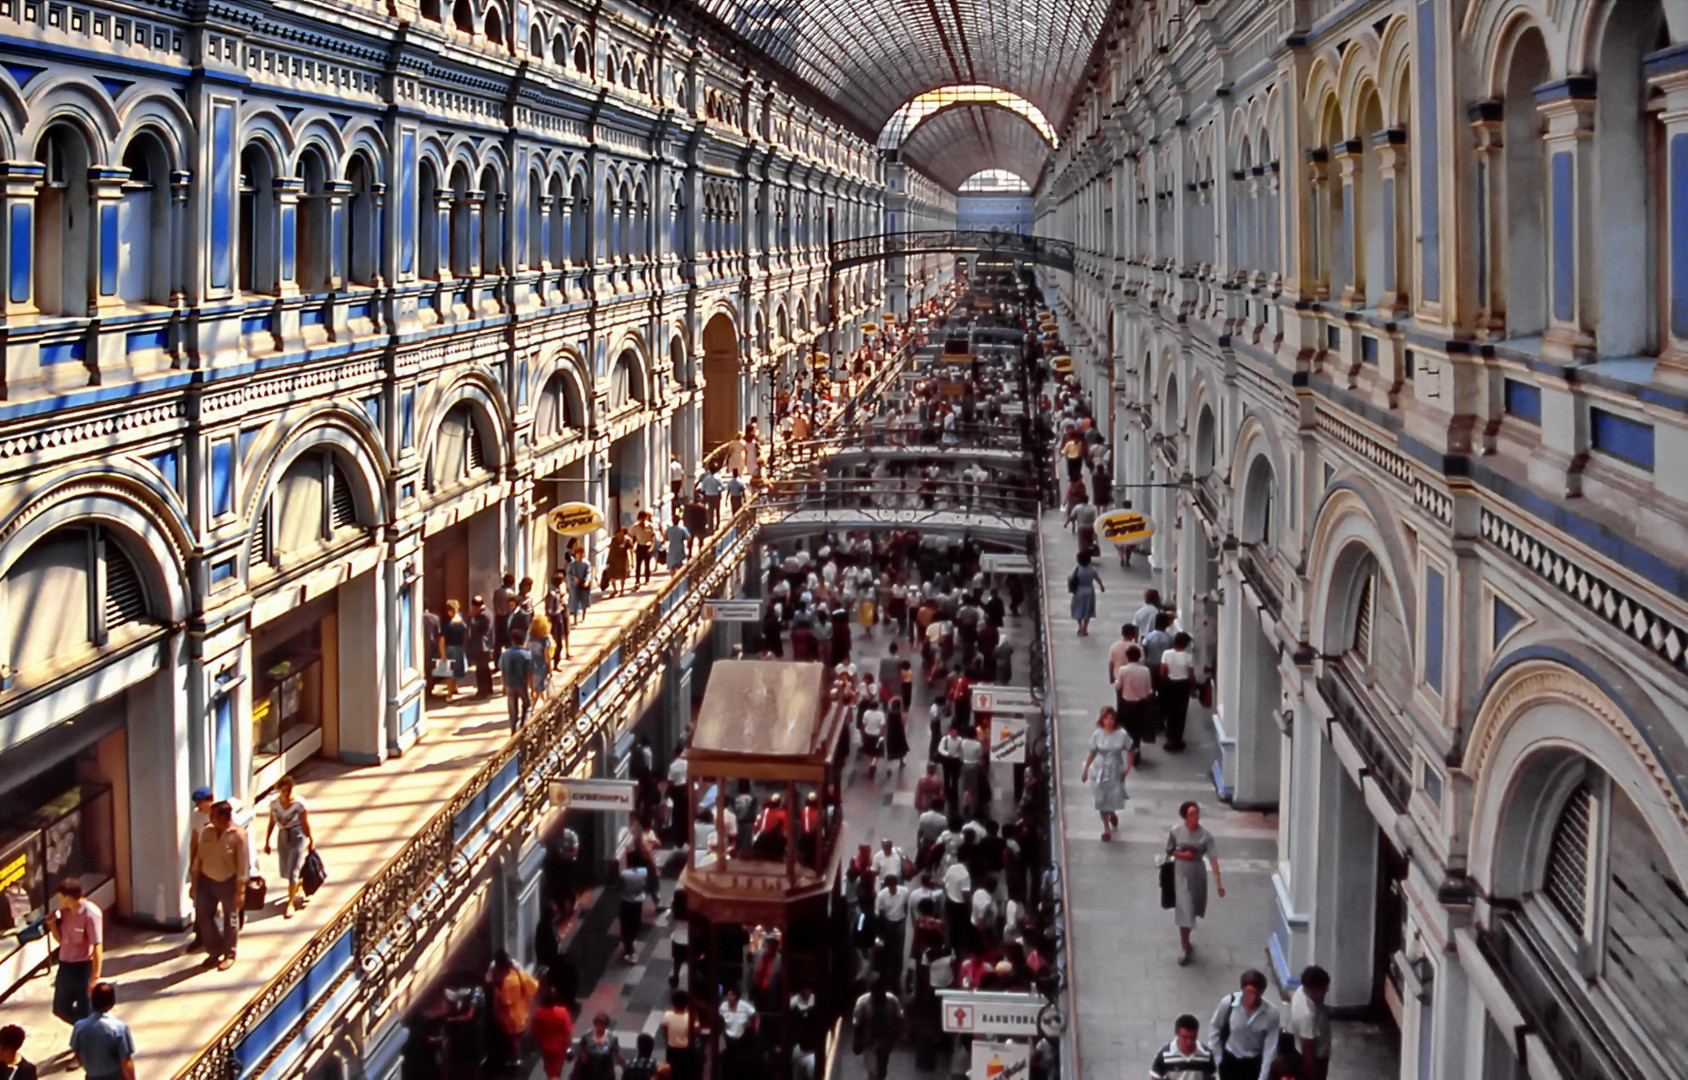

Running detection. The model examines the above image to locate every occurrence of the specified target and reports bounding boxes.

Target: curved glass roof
[898,102,1053,192]
[878,86,1058,150]
[681,0,1111,135]
[959,169,1031,193]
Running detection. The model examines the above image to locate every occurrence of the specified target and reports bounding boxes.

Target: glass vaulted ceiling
[682,0,1113,135]
[877,86,1057,149]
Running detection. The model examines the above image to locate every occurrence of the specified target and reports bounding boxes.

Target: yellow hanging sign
[547,502,606,536]
[1095,509,1155,545]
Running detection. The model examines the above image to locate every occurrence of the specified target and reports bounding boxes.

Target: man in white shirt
[915,805,948,865]
[907,874,944,925]
[718,987,758,1069]
[873,876,910,976]
[669,455,685,501]
[869,838,907,883]
[942,860,971,947]
[1288,965,1332,1080]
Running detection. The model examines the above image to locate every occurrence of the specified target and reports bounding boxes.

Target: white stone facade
[0,0,888,970]
[1040,2,1688,1078]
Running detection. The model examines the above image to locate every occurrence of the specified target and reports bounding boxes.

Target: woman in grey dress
[1167,800,1224,965]
[1068,551,1105,636]
[264,775,314,918]
[1080,707,1132,841]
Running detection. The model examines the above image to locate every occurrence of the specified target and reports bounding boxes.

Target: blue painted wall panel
[1423,567,1444,692]
[401,130,416,276]
[212,438,234,516]
[99,203,118,296]
[9,202,31,304]
[210,103,234,290]
[1417,0,1440,303]
[1589,407,1655,470]
[1672,134,1688,340]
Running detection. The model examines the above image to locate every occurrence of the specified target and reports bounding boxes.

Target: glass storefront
[0,765,115,950]
[254,625,324,763]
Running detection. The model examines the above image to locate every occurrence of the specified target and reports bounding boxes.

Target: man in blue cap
[187,787,214,949]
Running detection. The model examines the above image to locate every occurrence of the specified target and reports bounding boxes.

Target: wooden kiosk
[678,661,852,1068]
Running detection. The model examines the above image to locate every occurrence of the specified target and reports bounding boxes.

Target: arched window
[1193,407,1216,478]
[448,164,473,277]
[4,524,157,675]
[526,170,545,270]
[118,133,170,306]
[238,144,279,294]
[484,3,504,45]
[1593,1,1668,356]
[296,147,333,293]
[1241,457,1276,549]
[610,351,643,410]
[418,159,441,281]
[479,166,504,274]
[568,174,589,265]
[345,154,378,287]
[452,0,474,34]
[633,182,649,259]
[1501,29,1551,337]
[260,450,367,561]
[1349,573,1375,663]
[548,175,568,266]
[573,40,590,75]
[430,404,495,491]
[34,124,92,316]
[535,371,585,442]
[1541,780,1594,933]
[529,25,543,58]
[419,0,439,20]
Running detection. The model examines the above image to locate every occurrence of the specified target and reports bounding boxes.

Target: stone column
[465,188,485,278]
[1467,103,1505,337]
[88,166,130,311]
[1304,149,1331,301]
[1535,79,1598,361]
[0,160,44,318]
[274,176,303,297]
[1332,139,1364,308]
[169,170,191,305]
[432,187,454,281]
[337,564,389,764]
[324,179,352,289]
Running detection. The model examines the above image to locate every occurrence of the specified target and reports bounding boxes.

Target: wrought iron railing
[176,341,928,1080]
[829,231,1077,274]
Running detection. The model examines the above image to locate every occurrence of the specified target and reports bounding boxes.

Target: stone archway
[701,311,740,450]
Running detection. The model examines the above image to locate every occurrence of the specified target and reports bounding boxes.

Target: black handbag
[1158,856,1176,910]
[301,849,327,897]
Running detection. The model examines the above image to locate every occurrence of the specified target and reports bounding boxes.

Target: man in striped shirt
[1151,1014,1217,1080]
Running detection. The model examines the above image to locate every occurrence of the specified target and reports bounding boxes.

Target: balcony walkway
[4,570,698,1079]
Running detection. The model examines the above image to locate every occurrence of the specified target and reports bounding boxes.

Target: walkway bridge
[828,230,1077,274]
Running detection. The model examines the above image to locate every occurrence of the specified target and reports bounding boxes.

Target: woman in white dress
[264,775,314,918]
[1080,707,1132,841]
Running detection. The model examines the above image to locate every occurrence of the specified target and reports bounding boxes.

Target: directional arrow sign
[939,991,1046,1036]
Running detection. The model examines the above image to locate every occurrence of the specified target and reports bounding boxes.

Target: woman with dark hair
[575,1014,625,1080]
[1068,551,1104,636]
[884,698,910,769]
[530,984,575,1080]
[1080,708,1131,842]
[1167,801,1224,965]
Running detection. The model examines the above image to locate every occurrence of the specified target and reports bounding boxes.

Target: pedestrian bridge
[828,230,1077,274]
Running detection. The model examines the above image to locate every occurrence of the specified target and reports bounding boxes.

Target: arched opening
[633,182,649,259]
[1193,405,1217,478]
[448,163,473,277]
[572,40,590,75]
[479,166,504,274]
[526,170,545,270]
[670,334,691,387]
[419,0,439,19]
[1594,0,1667,356]
[568,174,589,265]
[345,153,378,288]
[428,402,496,492]
[4,524,159,674]
[117,132,171,307]
[417,158,441,281]
[552,34,568,66]
[1240,455,1276,548]
[534,369,586,443]
[609,349,645,411]
[452,0,473,34]
[34,124,92,316]
[1324,542,1410,702]
[1355,87,1385,307]
[238,143,279,295]
[483,3,503,45]
[296,146,333,294]
[1488,745,1688,1072]
[701,312,740,449]
[255,448,370,565]
[529,24,543,58]
[547,175,567,266]
[1502,28,1552,337]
